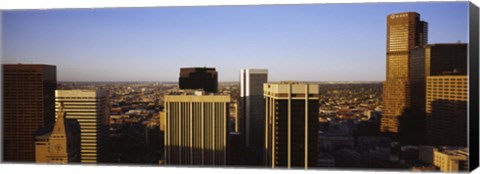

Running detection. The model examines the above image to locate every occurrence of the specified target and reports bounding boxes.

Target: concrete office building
[3,64,57,162]
[55,90,110,163]
[264,82,319,169]
[381,12,428,133]
[164,90,230,165]
[179,67,218,93]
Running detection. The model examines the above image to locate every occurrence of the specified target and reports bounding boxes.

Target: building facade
[264,82,319,169]
[426,76,468,146]
[55,90,110,163]
[239,69,268,165]
[164,91,230,165]
[34,105,81,164]
[3,64,57,162]
[179,67,218,93]
[381,12,428,133]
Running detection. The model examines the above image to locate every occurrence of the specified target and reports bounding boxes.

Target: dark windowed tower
[239,69,268,165]
[179,67,218,93]
[3,64,57,162]
[264,82,319,169]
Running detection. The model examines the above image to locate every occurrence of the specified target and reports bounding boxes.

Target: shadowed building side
[179,67,218,93]
[239,68,268,166]
[3,64,57,162]
[426,76,467,147]
[400,43,468,144]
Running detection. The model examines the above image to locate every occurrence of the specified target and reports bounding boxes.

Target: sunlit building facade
[34,105,81,164]
[55,90,110,163]
[433,147,469,172]
[381,12,428,133]
[164,90,230,165]
[264,82,319,169]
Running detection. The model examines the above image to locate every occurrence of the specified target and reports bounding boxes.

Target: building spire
[52,102,66,135]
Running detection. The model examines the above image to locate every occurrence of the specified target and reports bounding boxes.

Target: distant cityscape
[2,10,469,173]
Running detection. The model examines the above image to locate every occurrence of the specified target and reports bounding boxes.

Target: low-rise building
[433,147,468,172]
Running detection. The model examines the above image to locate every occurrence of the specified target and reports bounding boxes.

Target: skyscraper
[381,12,428,133]
[55,90,110,163]
[3,64,57,162]
[239,69,268,165]
[264,82,319,169]
[164,90,230,165]
[179,67,218,93]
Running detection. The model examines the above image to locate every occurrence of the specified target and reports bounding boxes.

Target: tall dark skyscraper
[239,69,268,165]
[3,64,57,162]
[179,67,218,93]
[381,12,428,133]
[264,82,319,169]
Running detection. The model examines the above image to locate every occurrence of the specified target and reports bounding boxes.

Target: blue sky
[1,2,469,82]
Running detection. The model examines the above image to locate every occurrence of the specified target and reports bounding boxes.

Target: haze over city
[2,2,468,82]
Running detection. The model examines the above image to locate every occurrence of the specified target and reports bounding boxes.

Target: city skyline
[2,2,469,82]
[1,1,476,171]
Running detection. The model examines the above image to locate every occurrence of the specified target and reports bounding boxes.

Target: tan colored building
[3,64,57,162]
[433,147,468,172]
[164,90,230,165]
[426,76,468,146]
[264,82,319,169]
[34,133,50,163]
[55,90,109,163]
[35,105,81,164]
[381,12,428,133]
